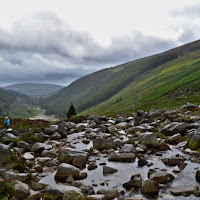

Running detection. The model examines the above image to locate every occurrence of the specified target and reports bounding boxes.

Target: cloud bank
[0,12,196,86]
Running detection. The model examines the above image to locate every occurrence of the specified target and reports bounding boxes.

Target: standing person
[4,117,10,129]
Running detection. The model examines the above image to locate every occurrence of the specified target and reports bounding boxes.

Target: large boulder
[3,171,29,182]
[108,153,136,162]
[141,180,159,196]
[14,181,30,200]
[58,147,88,168]
[137,132,159,147]
[170,185,197,196]
[160,122,188,136]
[123,174,142,189]
[93,139,116,150]
[42,184,82,200]
[0,144,11,160]
[55,163,80,181]
[161,157,185,166]
[149,170,175,183]
[31,142,52,153]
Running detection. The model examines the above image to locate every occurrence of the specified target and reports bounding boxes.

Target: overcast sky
[0,0,199,86]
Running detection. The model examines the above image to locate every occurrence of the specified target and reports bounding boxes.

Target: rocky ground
[0,102,200,200]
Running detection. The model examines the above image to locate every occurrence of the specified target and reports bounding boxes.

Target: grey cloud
[0,12,188,86]
[172,4,200,18]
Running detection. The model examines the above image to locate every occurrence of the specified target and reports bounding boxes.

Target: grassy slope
[82,50,200,116]
[42,39,200,117]
[0,88,40,118]
[4,83,64,98]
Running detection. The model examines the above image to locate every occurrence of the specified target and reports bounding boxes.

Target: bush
[0,181,14,199]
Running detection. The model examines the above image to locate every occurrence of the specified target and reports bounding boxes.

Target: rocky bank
[0,102,200,199]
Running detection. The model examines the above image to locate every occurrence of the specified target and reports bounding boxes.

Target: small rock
[170,185,197,196]
[141,180,159,196]
[103,166,118,175]
[108,153,136,162]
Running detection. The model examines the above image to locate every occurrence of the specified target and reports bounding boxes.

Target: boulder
[108,153,136,162]
[93,139,116,150]
[31,142,52,153]
[170,185,197,196]
[166,133,182,144]
[119,144,136,153]
[35,132,49,142]
[141,180,159,196]
[17,141,31,151]
[97,188,119,200]
[115,122,129,129]
[137,132,159,147]
[149,170,175,183]
[51,132,61,140]
[188,130,200,150]
[196,170,200,182]
[58,147,87,168]
[32,181,47,191]
[14,181,30,200]
[55,163,80,181]
[0,143,11,160]
[23,152,34,160]
[179,102,198,111]
[123,174,142,189]
[162,157,185,166]
[3,171,29,182]
[72,181,95,195]
[103,166,118,175]
[160,122,188,136]
[42,184,82,200]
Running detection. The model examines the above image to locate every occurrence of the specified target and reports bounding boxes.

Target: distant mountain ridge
[4,83,64,98]
[41,39,200,117]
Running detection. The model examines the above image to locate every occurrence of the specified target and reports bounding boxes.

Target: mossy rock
[189,140,200,150]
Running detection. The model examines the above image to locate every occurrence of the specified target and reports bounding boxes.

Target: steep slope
[4,83,64,98]
[41,39,200,117]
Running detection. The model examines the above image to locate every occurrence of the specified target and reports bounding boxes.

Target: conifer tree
[67,103,77,118]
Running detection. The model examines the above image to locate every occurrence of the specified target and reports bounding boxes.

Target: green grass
[81,50,200,116]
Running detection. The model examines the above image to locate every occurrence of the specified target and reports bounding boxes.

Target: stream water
[40,132,200,199]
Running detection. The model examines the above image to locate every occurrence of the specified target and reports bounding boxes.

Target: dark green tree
[67,103,77,118]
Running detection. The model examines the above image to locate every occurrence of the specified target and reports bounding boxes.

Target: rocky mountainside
[41,39,200,117]
[3,83,64,98]
[1,103,200,199]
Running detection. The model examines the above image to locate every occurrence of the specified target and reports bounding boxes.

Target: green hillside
[0,88,39,118]
[41,39,200,117]
[4,83,64,98]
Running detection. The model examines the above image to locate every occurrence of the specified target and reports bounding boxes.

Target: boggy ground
[0,102,200,200]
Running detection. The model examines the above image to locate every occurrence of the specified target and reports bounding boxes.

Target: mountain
[41,39,200,117]
[0,88,37,118]
[4,83,64,98]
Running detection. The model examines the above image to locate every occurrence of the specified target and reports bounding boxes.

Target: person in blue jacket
[4,117,10,129]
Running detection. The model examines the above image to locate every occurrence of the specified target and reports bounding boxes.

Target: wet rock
[55,163,80,181]
[3,171,29,182]
[23,152,34,160]
[77,172,88,180]
[149,110,162,118]
[51,132,61,140]
[42,184,82,200]
[88,162,97,170]
[82,139,90,144]
[161,157,185,166]
[160,122,188,136]
[26,191,42,200]
[43,127,54,135]
[187,130,200,150]
[108,153,136,162]
[0,143,11,159]
[88,194,105,200]
[63,190,83,200]
[170,185,197,196]
[41,149,57,158]
[141,180,159,196]
[35,132,49,142]
[123,174,142,189]
[32,181,47,191]
[103,166,118,175]
[138,158,148,167]
[196,170,200,182]
[137,132,159,148]
[14,180,30,200]
[149,170,175,183]
[72,181,95,195]
[31,142,52,153]
[158,142,170,151]
[58,147,87,168]
[119,144,136,153]
[93,139,116,150]
[166,133,182,144]
[97,188,119,200]
[17,141,31,151]
[115,122,129,129]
